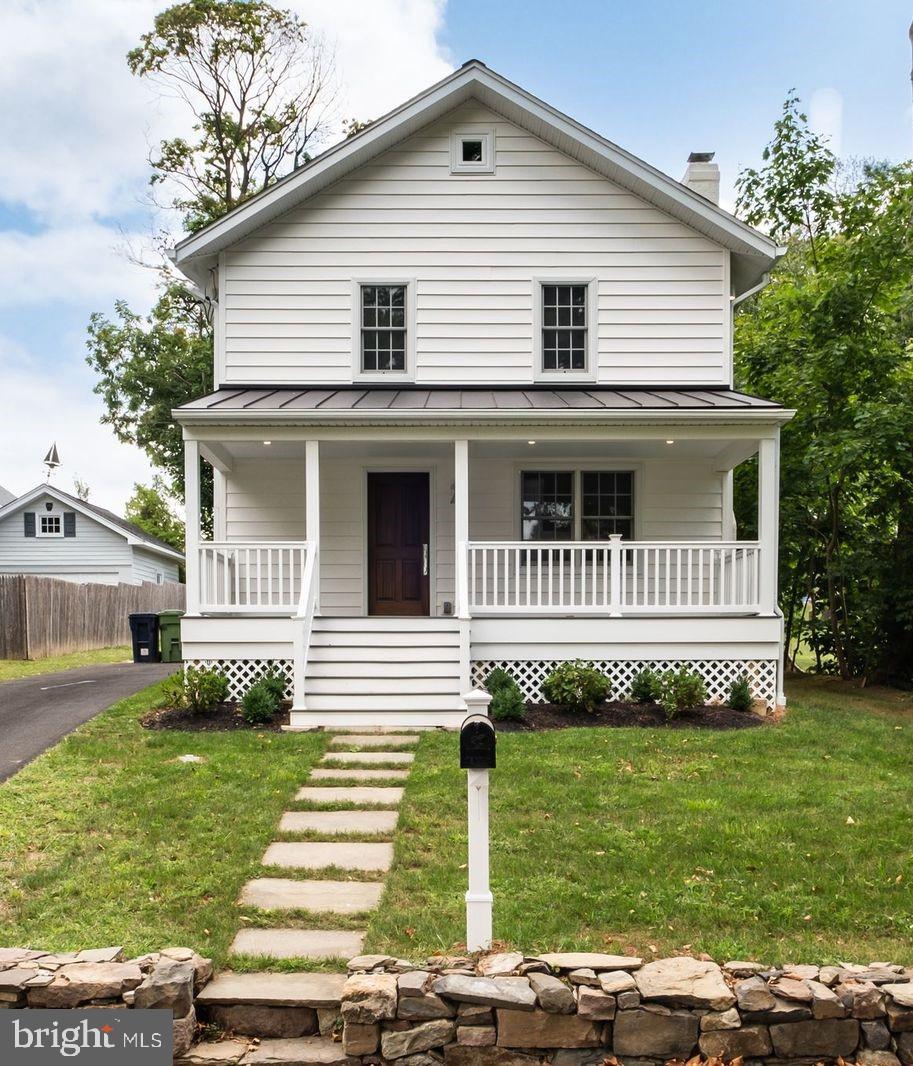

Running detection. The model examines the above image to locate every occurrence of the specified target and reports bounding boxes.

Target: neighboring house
[0,485,15,508]
[170,61,793,728]
[0,485,183,586]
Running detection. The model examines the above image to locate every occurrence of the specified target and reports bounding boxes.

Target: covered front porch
[177,411,785,721]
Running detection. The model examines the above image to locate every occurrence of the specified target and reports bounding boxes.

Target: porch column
[184,437,200,615]
[305,439,320,612]
[454,439,471,696]
[757,433,780,614]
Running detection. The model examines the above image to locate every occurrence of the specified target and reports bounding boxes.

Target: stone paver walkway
[230,730,419,964]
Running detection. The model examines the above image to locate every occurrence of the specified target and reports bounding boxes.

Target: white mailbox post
[460,688,495,952]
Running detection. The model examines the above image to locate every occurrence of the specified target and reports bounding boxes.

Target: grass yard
[0,682,326,964]
[368,677,913,966]
[0,645,131,681]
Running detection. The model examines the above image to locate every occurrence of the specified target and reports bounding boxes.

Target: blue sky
[0,0,911,511]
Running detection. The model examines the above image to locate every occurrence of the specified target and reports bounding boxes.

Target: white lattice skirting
[471,658,778,709]
[184,659,294,700]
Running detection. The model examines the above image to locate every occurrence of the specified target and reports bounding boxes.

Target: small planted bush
[167,666,229,714]
[656,667,707,720]
[241,680,279,725]
[541,660,611,713]
[485,667,526,721]
[629,668,661,704]
[728,673,753,712]
[260,663,290,705]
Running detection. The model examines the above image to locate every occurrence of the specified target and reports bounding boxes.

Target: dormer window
[451,128,495,174]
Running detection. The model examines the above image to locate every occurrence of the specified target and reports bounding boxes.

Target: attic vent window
[451,128,494,174]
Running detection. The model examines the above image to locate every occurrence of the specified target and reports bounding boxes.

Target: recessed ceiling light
[527,440,536,446]
[263,440,272,446]
[665,439,675,445]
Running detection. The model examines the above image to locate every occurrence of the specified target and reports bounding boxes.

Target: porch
[178,418,784,724]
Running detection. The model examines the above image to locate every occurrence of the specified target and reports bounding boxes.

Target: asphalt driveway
[0,661,177,782]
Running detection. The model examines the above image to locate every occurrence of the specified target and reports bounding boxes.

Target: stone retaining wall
[339,951,913,1065]
[0,946,212,1060]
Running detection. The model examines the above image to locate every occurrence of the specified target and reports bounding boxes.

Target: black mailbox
[460,713,496,770]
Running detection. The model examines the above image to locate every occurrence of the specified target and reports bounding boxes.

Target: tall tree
[87,0,337,512]
[734,96,913,682]
[125,475,186,553]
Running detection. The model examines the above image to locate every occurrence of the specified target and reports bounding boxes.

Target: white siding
[221,103,730,388]
[132,547,181,585]
[225,459,307,541]
[0,494,131,583]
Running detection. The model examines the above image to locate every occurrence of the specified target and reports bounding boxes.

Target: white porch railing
[198,542,311,613]
[466,538,761,615]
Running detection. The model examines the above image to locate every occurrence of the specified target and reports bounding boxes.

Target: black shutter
[63,512,76,537]
[24,512,36,537]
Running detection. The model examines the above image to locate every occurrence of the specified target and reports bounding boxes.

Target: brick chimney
[681,151,720,204]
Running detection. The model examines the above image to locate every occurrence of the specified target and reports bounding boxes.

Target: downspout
[731,272,770,308]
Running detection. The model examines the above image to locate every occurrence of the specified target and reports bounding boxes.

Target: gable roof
[172,60,780,296]
[0,484,15,508]
[0,485,184,562]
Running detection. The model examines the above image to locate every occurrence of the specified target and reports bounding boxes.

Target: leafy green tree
[734,96,913,682]
[87,0,336,516]
[125,476,186,554]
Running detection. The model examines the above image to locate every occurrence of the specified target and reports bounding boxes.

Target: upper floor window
[361,284,406,372]
[450,128,495,174]
[38,514,62,537]
[542,284,588,371]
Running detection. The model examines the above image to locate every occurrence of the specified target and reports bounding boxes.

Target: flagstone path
[229,732,420,965]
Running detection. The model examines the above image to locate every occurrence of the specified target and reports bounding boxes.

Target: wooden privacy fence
[0,575,185,660]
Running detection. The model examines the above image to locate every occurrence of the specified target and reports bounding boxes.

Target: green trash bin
[158,610,185,663]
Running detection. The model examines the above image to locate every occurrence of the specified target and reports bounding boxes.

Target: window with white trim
[542,284,588,371]
[450,129,495,173]
[38,514,62,537]
[360,284,406,372]
[521,470,634,541]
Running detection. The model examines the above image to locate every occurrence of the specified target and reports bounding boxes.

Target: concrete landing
[240,877,385,914]
[279,810,398,835]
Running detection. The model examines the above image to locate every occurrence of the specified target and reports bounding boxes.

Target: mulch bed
[140,702,290,732]
[495,700,766,732]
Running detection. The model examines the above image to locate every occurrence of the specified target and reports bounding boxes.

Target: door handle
[422,543,429,576]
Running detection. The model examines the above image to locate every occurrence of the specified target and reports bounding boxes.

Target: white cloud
[0,337,153,512]
[809,87,844,157]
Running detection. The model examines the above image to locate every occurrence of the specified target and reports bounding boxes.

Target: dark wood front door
[368,472,430,616]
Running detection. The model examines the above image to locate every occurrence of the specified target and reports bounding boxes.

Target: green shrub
[484,668,526,721]
[541,660,611,713]
[167,666,229,714]
[728,673,753,712]
[656,667,707,719]
[629,668,661,703]
[260,663,289,704]
[241,680,279,725]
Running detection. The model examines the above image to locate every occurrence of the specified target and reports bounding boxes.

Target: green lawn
[0,645,132,681]
[367,677,913,965]
[0,682,326,963]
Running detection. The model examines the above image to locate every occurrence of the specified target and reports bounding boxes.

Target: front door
[367,472,430,615]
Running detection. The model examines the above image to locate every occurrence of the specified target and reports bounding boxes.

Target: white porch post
[757,433,780,615]
[184,437,200,615]
[454,439,471,694]
[305,439,321,612]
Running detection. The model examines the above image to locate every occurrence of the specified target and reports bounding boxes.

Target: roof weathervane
[43,442,61,481]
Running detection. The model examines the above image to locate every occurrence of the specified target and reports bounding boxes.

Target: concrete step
[320,751,414,765]
[197,971,348,1008]
[279,810,398,835]
[262,841,393,873]
[229,928,365,961]
[243,1037,347,1064]
[308,768,409,782]
[294,786,403,806]
[329,734,420,748]
[240,877,385,914]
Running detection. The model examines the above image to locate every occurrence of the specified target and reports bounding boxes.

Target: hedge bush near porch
[0,681,325,964]
[369,677,913,964]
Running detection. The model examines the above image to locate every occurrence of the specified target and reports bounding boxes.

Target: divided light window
[522,470,634,541]
[542,284,587,371]
[39,515,62,536]
[361,284,406,372]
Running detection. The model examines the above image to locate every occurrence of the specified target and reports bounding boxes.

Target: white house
[170,61,793,728]
[0,485,183,586]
